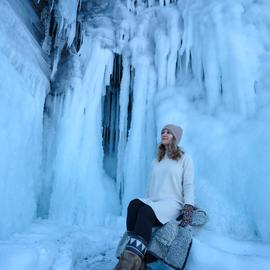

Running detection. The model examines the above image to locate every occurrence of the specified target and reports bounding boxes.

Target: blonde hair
[157,137,184,161]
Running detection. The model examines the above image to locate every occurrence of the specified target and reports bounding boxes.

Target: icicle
[78,0,82,12]
[67,23,76,47]
[148,0,156,7]
[39,0,81,79]
[116,54,131,201]
[51,48,61,79]
[74,21,82,52]
[41,6,52,55]
[50,0,54,12]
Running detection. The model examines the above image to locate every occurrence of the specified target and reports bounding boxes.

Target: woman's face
[161,128,174,145]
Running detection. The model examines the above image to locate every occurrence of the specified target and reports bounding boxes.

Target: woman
[115,124,195,270]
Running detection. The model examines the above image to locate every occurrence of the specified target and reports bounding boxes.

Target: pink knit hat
[161,124,183,144]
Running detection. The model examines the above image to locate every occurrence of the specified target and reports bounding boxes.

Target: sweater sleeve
[182,154,195,206]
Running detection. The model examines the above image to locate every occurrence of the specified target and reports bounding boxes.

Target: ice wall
[1,0,270,245]
[0,0,49,238]
[39,0,270,241]
[174,0,270,241]
[112,0,270,242]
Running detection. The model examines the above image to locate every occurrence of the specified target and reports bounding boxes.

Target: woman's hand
[179,204,193,227]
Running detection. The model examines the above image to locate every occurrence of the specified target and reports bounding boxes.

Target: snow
[0,220,122,270]
[0,0,270,269]
[0,220,270,270]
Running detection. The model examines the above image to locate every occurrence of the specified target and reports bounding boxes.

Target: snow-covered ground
[1,219,270,270]
[0,220,121,270]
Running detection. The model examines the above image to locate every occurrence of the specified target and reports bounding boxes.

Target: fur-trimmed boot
[114,235,147,270]
[114,250,142,270]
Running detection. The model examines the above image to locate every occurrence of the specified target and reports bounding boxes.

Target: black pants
[126,199,162,243]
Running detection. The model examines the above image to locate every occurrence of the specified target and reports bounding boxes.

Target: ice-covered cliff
[42,0,270,242]
[0,2,270,269]
[0,0,49,238]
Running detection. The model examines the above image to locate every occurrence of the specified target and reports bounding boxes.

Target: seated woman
[114,124,195,270]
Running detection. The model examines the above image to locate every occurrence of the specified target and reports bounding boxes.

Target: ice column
[0,0,49,238]
[48,39,118,226]
[121,18,157,209]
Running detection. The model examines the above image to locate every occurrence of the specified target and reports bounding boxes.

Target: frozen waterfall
[0,0,270,269]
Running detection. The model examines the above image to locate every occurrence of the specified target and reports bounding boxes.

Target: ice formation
[0,2,270,269]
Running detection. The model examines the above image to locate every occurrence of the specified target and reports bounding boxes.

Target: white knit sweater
[139,153,195,224]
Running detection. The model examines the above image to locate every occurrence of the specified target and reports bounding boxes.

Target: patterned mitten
[179,204,193,227]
